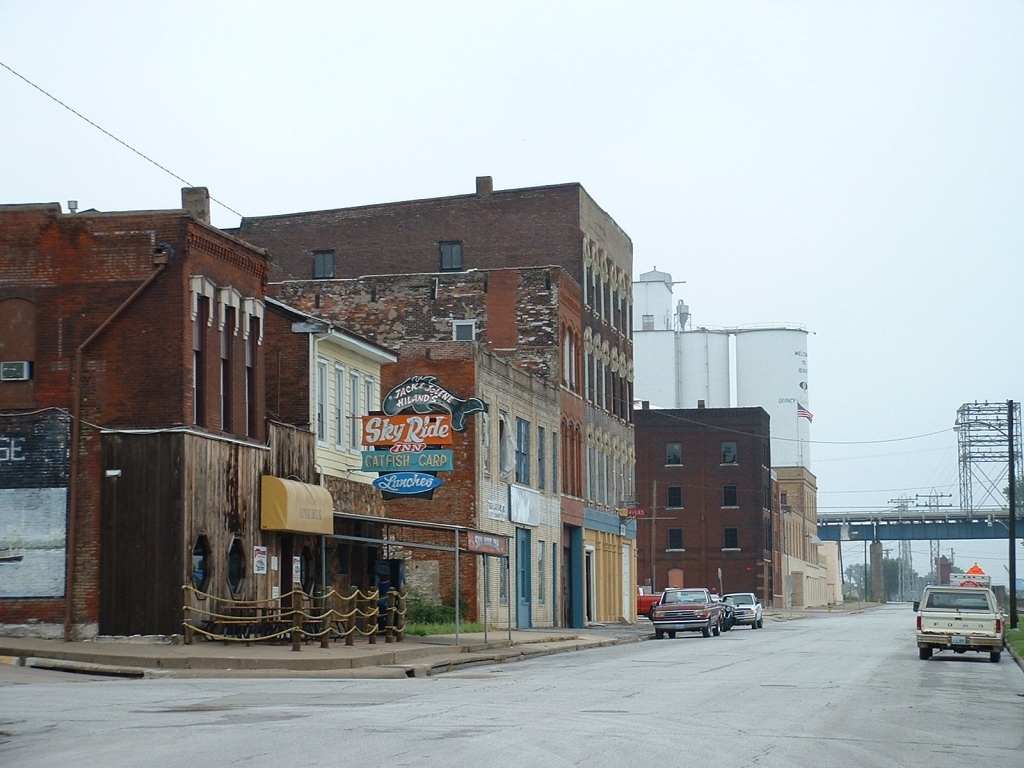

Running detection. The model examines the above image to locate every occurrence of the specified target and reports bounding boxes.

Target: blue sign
[361,450,454,472]
[372,472,444,496]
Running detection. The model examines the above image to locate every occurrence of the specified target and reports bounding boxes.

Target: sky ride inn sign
[363,376,486,500]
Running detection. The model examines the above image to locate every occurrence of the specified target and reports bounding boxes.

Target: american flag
[797,403,813,422]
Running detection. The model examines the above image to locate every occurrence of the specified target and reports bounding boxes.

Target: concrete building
[236,178,637,627]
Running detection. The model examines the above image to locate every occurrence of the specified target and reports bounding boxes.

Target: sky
[2,2,1022,584]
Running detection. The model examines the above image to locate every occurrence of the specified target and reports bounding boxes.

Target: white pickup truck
[915,585,1004,663]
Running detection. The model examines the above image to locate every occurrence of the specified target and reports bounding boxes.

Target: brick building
[236,177,637,626]
[633,404,779,604]
[0,193,330,639]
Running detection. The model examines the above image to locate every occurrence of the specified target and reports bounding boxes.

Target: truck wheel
[712,621,721,637]
[702,623,712,638]
[919,646,932,660]
[757,618,764,629]
[655,628,664,640]
[990,651,1001,663]
[668,630,677,639]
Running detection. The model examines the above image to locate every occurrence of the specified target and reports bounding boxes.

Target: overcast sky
[2,2,1021,582]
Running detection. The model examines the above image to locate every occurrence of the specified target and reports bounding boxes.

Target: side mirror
[912,601,920,612]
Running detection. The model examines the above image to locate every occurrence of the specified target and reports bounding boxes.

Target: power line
[0,58,244,219]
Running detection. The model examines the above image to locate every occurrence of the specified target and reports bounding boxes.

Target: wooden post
[367,590,377,645]
[320,591,331,649]
[345,588,355,646]
[397,588,406,641]
[290,589,301,652]
[385,589,395,643]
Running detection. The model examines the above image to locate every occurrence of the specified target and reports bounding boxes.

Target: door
[585,547,596,624]
[516,528,532,628]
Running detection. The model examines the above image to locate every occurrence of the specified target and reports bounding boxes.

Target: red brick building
[236,177,638,626]
[0,194,327,639]
[633,404,779,604]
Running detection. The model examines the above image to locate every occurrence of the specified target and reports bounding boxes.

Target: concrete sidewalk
[0,627,648,680]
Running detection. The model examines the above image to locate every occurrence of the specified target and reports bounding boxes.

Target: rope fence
[182,585,407,649]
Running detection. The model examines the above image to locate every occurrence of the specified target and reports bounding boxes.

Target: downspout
[65,248,171,641]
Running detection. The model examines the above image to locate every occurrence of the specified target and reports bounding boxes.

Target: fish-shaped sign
[382,375,487,431]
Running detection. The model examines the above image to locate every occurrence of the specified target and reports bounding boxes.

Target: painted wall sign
[382,376,486,431]
[0,410,69,599]
[362,449,453,472]
[465,530,509,557]
[372,472,444,495]
[361,414,454,446]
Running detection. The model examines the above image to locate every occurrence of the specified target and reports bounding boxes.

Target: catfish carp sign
[382,375,487,430]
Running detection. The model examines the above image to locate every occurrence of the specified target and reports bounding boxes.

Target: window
[723,485,738,507]
[348,371,361,450]
[667,528,683,550]
[193,296,208,426]
[537,426,546,490]
[220,306,234,432]
[667,485,683,508]
[191,536,211,592]
[665,443,682,465]
[334,366,345,448]
[300,546,315,595]
[538,542,546,603]
[316,359,328,443]
[642,314,654,331]
[439,241,463,271]
[313,250,335,279]
[499,559,509,604]
[246,317,258,438]
[453,321,475,341]
[364,375,375,414]
[551,432,558,495]
[226,539,245,594]
[780,492,788,506]
[499,412,513,477]
[722,442,738,464]
[724,527,739,549]
[515,417,531,485]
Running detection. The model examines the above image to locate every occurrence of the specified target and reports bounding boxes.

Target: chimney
[182,187,211,224]
[697,400,706,409]
[476,176,493,197]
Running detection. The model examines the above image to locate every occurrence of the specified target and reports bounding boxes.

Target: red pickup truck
[637,589,662,619]
[650,587,725,639]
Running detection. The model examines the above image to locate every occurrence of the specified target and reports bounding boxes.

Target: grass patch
[404,622,485,636]
[1006,628,1024,658]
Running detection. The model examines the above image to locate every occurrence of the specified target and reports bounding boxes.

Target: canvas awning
[260,476,333,535]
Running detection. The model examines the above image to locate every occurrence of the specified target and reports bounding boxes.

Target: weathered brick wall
[634,407,774,600]
[237,182,593,284]
[263,303,311,426]
[0,206,270,637]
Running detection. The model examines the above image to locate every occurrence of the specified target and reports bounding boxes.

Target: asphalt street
[2,604,1022,767]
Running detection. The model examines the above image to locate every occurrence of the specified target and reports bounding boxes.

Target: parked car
[723,592,763,629]
[637,587,662,620]
[712,594,735,631]
[650,587,724,639]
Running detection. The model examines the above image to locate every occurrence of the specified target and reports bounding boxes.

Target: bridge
[817,509,1016,542]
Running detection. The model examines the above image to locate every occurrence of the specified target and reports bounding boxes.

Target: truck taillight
[995,618,1002,633]
[916,615,922,631]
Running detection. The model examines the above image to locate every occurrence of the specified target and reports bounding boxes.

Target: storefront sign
[362,449,453,472]
[382,375,486,431]
[621,507,647,518]
[253,546,268,575]
[465,530,509,557]
[361,414,454,446]
[372,472,444,495]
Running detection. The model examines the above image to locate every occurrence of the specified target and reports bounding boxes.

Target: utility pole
[1008,399,1018,629]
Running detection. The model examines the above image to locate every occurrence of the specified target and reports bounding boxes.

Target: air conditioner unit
[0,361,31,381]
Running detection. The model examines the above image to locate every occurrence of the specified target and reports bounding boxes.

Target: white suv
[723,592,763,629]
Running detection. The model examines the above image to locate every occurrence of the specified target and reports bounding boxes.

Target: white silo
[734,327,810,467]
[633,269,678,408]
[678,329,731,409]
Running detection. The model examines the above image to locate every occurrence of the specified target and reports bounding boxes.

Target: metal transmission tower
[915,491,952,584]
[888,496,915,600]
[956,402,1022,516]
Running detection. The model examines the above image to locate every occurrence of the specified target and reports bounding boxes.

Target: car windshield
[664,590,707,604]
[724,593,756,606]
